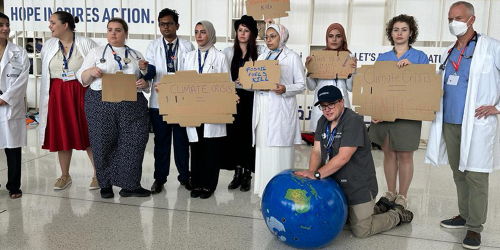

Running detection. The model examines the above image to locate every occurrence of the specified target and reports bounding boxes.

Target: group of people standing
[0,1,499,248]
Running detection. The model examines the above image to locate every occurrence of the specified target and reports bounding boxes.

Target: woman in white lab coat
[305,23,357,132]
[77,18,154,199]
[39,11,98,190]
[183,20,229,199]
[0,13,29,198]
[253,23,306,198]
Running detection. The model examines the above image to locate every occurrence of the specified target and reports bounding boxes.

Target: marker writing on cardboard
[246,66,269,83]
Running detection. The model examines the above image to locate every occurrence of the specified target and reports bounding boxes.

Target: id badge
[325,154,330,165]
[447,74,459,86]
[61,71,76,82]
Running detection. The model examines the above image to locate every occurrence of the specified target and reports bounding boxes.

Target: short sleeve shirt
[314,108,378,206]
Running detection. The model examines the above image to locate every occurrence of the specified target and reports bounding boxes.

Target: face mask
[449,16,472,37]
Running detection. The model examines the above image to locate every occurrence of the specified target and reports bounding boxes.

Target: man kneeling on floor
[295,85,413,237]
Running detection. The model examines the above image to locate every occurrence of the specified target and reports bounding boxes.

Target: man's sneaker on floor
[384,191,397,202]
[394,204,413,224]
[395,194,409,209]
[440,215,466,229]
[89,177,99,190]
[462,230,481,250]
[375,197,393,213]
[54,176,72,190]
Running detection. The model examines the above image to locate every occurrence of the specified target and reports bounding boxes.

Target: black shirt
[314,108,378,206]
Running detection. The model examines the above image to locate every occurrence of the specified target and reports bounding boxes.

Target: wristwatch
[314,171,321,180]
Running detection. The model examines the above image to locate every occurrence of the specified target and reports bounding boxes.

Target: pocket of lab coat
[0,104,12,122]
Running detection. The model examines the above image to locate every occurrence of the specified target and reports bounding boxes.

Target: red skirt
[42,78,90,152]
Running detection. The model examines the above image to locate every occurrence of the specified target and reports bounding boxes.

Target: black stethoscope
[439,32,477,72]
[100,43,142,70]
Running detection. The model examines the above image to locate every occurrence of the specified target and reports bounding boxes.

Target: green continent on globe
[285,189,311,214]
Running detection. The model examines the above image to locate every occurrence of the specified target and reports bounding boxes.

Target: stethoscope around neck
[438,31,477,72]
[100,43,142,70]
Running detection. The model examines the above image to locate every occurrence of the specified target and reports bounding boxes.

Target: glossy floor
[0,127,499,250]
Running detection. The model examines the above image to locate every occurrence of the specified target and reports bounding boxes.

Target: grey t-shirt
[314,108,378,206]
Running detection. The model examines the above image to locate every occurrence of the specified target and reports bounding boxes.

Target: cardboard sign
[245,0,290,19]
[156,71,238,127]
[307,50,356,79]
[239,60,280,90]
[352,61,442,122]
[101,72,137,102]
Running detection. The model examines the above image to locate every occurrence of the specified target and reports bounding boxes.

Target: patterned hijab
[267,23,289,51]
[197,20,216,52]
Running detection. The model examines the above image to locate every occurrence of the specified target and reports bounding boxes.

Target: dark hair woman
[221,15,265,192]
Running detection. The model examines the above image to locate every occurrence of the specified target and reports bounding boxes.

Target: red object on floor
[301,132,315,146]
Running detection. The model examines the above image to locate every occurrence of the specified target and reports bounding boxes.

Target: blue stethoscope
[100,43,142,70]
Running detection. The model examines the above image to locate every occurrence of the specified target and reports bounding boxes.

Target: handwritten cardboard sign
[156,71,238,127]
[245,0,290,19]
[352,61,442,122]
[239,60,280,90]
[307,50,356,79]
[101,72,137,102]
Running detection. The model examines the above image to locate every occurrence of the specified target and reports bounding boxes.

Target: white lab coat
[181,46,230,142]
[0,42,30,149]
[306,77,353,132]
[145,37,195,108]
[38,35,98,146]
[425,34,500,173]
[252,47,306,147]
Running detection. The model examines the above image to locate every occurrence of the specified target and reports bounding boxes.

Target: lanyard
[449,32,476,73]
[265,49,282,60]
[163,38,179,71]
[198,49,209,73]
[325,110,346,154]
[59,40,74,70]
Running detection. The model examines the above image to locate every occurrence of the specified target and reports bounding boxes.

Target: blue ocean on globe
[262,169,348,249]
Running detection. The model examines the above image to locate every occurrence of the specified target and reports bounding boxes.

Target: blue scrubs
[442,34,479,124]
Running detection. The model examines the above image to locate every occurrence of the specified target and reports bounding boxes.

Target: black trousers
[4,147,22,192]
[149,108,190,183]
[222,89,255,172]
[190,126,223,191]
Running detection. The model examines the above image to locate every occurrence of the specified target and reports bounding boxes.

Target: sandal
[9,190,23,199]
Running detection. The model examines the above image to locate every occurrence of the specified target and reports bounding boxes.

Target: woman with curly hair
[370,14,429,209]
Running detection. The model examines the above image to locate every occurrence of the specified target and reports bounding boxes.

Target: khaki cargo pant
[348,198,400,238]
[443,123,489,233]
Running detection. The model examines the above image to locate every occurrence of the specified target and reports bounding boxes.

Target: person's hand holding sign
[273,84,286,95]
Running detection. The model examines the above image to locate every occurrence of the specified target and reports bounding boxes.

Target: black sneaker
[119,187,151,197]
[394,204,413,224]
[440,215,466,229]
[462,230,481,250]
[375,197,393,213]
[100,187,114,199]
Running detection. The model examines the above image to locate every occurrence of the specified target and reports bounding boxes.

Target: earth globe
[261,169,348,249]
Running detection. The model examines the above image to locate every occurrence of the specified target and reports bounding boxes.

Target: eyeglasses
[263,34,278,41]
[318,100,340,111]
[159,22,176,28]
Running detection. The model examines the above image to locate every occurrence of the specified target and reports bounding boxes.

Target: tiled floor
[0,127,499,250]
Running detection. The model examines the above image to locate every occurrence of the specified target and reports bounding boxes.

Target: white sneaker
[384,191,398,202]
[395,194,409,209]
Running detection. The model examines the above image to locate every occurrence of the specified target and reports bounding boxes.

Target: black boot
[240,169,252,192]
[228,168,243,190]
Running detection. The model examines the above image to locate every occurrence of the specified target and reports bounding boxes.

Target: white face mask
[449,16,472,37]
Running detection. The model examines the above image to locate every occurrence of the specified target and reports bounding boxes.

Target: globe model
[261,169,348,249]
